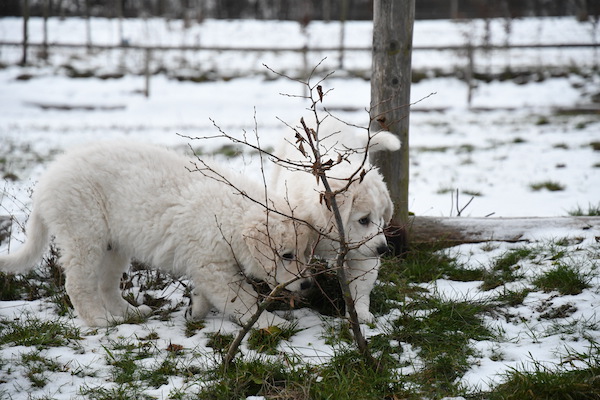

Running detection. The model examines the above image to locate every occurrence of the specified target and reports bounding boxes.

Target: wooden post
[370,0,415,254]
[21,0,29,66]
[85,0,92,53]
[41,0,49,61]
[144,48,151,98]
[466,41,474,108]
[338,0,348,70]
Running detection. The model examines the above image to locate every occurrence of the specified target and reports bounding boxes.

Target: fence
[0,40,597,104]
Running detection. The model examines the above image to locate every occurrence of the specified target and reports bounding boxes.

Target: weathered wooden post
[370,0,415,254]
[144,48,151,98]
[21,0,29,66]
[41,0,49,61]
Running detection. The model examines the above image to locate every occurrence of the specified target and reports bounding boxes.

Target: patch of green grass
[486,349,600,400]
[205,332,235,355]
[457,144,475,153]
[535,116,550,125]
[372,251,485,316]
[139,357,183,388]
[19,350,64,388]
[529,180,566,192]
[532,263,590,295]
[568,202,600,216]
[416,145,450,153]
[104,341,151,384]
[436,186,455,195]
[553,236,585,246]
[185,319,206,337]
[198,347,410,400]
[574,120,592,130]
[387,294,495,396]
[401,247,483,283]
[0,245,72,316]
[463,189,483,197]
[495,288,531,307]
[322,320,354,346]
[79,384,156,400]
[247,324,300,355]
[0,315,82,349]
[212,144,242,158]
[494,248,534,271]
[314,349,406,399]
[103,337,195,390]
[198,357,311,399]
[480,248,531,291]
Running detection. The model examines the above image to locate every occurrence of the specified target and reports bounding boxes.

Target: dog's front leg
[346,257,380,324]
[186,289,211,321]
[189,263,287,328]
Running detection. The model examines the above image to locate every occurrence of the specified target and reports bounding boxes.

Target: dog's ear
[321,189,354,232]
[375,177,394,224]
[241,213,277,275]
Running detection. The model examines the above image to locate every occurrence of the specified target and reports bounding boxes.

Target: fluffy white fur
[271,117,401,323]
[0,141,313,328]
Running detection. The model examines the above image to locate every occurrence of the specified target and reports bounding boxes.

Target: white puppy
[271,117,400,323]
[0,141,313,328]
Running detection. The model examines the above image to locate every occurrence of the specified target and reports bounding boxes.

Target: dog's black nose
[376,244,390,256]
[300,279,312,291]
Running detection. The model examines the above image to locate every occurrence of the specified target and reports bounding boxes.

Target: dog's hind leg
[97,249,152,320]
[59,241,116,327]
[185,289,211,321]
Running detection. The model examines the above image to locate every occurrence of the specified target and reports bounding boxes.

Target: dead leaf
[359,169,367,183]
[294,131,305,143]
[166,343,184,353]
[298,141,306,156]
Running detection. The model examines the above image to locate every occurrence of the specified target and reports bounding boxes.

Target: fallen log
[1,214,598,249]
[408,216,600,247]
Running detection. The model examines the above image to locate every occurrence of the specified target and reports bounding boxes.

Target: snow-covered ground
[0,16,599,399]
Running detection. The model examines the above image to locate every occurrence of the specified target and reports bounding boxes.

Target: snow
[1,15,599,399]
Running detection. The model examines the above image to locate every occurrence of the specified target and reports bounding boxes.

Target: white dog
[0,141,313,328]
[271,117,400,323]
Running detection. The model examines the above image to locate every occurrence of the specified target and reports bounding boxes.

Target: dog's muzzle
[376,244,390,256]
[299,277,313,291]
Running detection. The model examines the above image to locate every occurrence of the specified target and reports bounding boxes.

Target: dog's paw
[185,306,210,322]
[136,305,153,316]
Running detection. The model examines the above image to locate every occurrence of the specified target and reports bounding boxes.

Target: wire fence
[1,39,598,103]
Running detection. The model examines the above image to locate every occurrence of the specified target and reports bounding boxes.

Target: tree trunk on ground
[409,216,600,247]
[3,214,597,250]
[370,0,415,255]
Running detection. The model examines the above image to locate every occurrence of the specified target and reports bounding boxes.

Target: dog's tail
[0,209,49,274]
[368,130,402,153]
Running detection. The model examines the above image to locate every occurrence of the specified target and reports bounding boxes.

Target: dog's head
[242,211,313,292]
[312,121,397,259]
[321,169,393,259]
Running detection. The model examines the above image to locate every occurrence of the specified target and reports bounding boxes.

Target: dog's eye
[358,217,370,226]
[281,252,295,261]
